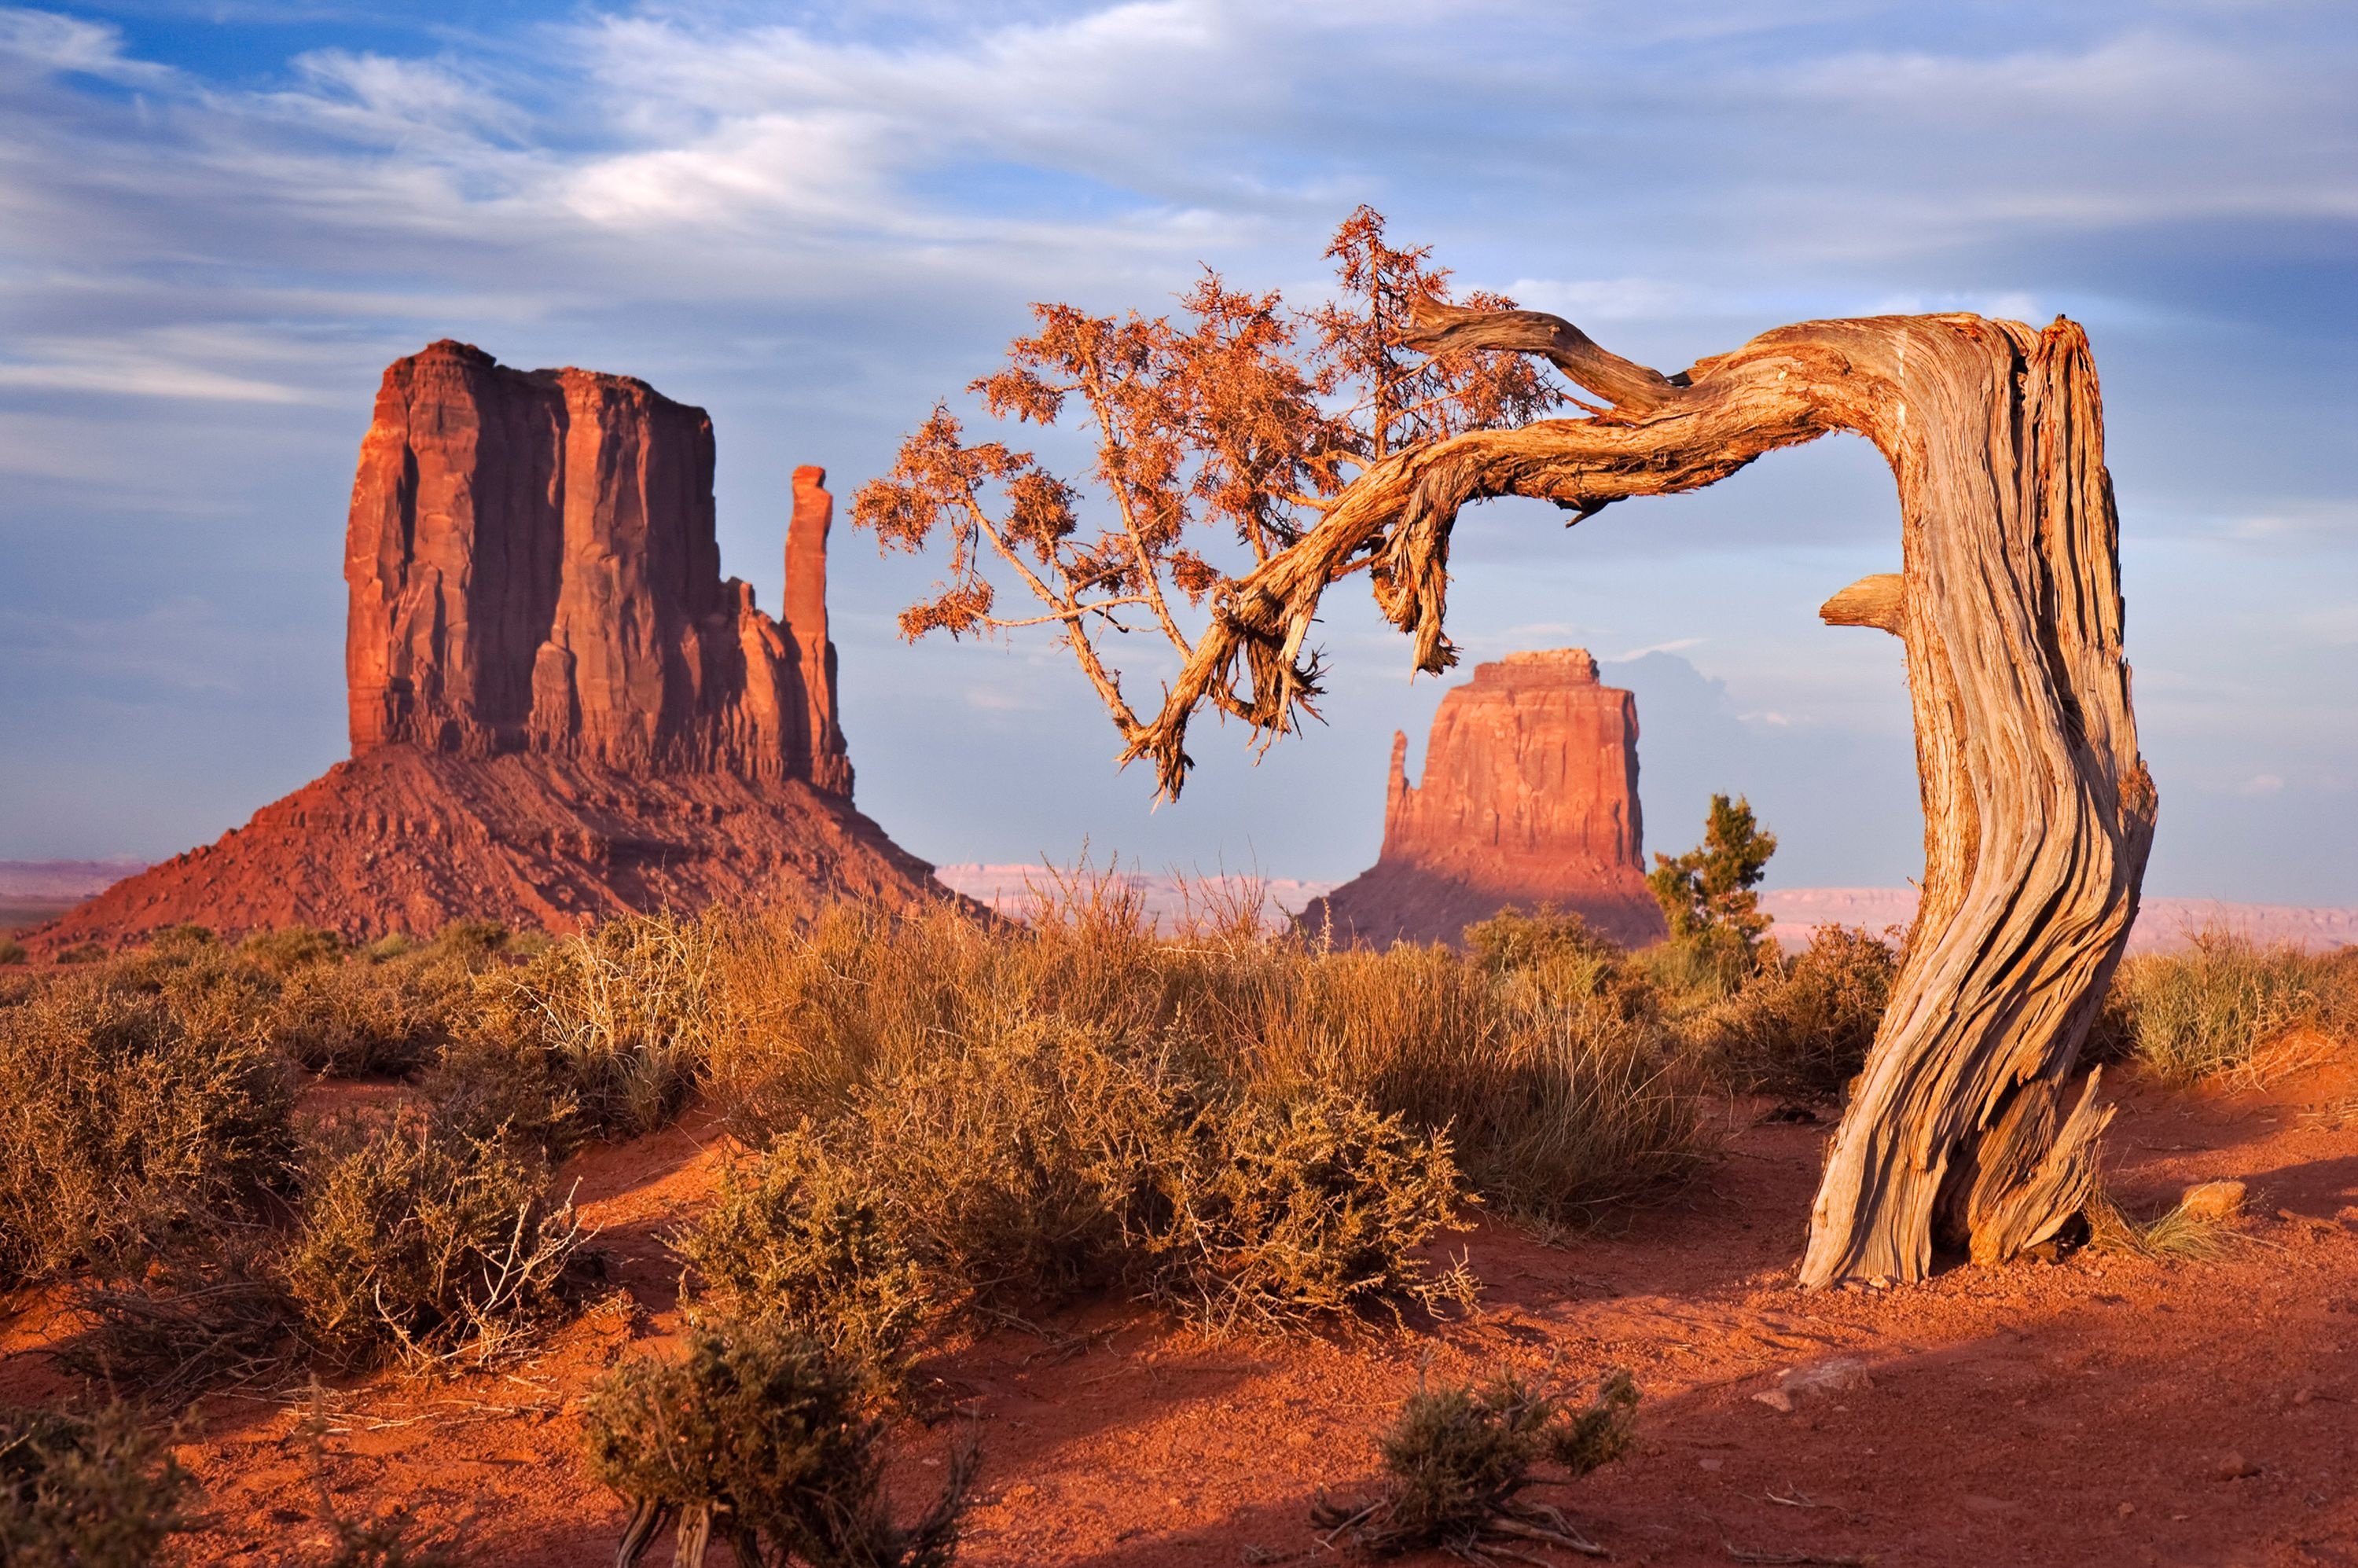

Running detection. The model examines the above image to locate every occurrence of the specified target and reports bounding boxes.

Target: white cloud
[0,7,169,84]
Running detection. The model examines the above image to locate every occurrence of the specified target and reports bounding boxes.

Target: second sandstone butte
[1300,649,1666,949]
[40,341,947,946]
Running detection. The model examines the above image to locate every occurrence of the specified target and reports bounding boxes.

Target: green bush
[1646,793,1779,986]
[1313,1364,1636,1558]
[0,1404,189,1566]
[284,1112,585,1369]
[1705,924,1901,1099]
[582,1320,971,1568]
[0,978,295,1287]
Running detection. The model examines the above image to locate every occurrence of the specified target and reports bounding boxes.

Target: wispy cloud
[0,1,2352,899]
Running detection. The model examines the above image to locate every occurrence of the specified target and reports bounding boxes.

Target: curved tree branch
[1123,306,2156,1287]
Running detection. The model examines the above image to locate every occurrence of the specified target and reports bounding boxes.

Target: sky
[0,0,2352,902]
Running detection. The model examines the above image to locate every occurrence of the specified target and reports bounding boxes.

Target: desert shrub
[266,958,475,1078]
[458,916,714,1144]
[0,1403,189,1566]
[267,920,520,1078]
[684,1023,1470,1353]
[0,979,295,1287]
[1120,1087,1474,1331]
[1705,924,1901,1099]
[582,1320,972,1568]
[284,1112,585,1369]
[677,1133,934,1385]
[1465,907,1625,989]
[2100,932,2357,1084]
[61,1234,303,1404]
[0,936,25,968]
[15,923,505,1081]
[237,925,347,974]
[1313,1364,1636,1558]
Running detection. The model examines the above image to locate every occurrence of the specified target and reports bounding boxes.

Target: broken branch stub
[1129,307,2154,1286]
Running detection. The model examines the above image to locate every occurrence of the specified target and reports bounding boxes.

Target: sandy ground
[7,1062,2356,1568]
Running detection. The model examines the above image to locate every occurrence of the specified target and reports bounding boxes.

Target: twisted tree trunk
[1126,310,2157,1284]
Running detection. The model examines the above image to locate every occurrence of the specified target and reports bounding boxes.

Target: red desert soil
[10,1064,2356,1568]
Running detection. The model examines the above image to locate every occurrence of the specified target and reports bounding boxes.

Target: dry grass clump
[1313,1362,1637,1561]
[705,893,1703,1235]
[0,1403,189,1565]
[284,1111,587,1370]
[61,1235,303,1404]
[1702,925,1901,1100]
[1256,929,1702,1223]
[2099,931,2357,1085]
[0,936,26,968]
[582,1320,972,1568]
[2085,1191,2241,1262]
[0,976,295,1288]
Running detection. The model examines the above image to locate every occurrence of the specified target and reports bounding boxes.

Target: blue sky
[2,1,2352,901]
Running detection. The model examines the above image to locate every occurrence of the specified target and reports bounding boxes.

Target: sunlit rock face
[37,344,957,950]
[344,339,849,793]
[1300,649,1667,949]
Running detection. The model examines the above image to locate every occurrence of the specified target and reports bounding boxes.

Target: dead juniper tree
[854,208,2156,1288]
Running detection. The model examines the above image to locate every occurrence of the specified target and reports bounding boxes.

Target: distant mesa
[34,340,953,950]
[1298,648,1669,949]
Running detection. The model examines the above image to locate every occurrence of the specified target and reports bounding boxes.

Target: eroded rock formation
[39,342,946,949]
[1298,649,1666,948]
[346,340,849,790]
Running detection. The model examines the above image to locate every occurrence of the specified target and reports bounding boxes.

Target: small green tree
[1647,795,1778,977]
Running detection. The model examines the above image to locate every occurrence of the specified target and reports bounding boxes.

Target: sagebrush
[583,1320,972,1568]
[1313,1362,1638,1560]
[0,1403,189,1566]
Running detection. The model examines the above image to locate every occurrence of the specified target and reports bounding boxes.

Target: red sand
[8,1061,2356,1567]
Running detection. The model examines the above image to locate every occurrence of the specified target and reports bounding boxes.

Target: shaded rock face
[346,340,850,792]
[39,342,952,949]
[1300,649,1667,949]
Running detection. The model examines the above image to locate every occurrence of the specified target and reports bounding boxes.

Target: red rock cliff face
[345,340,850,792]
[34,342,950,950]
[1300,649,1666,949]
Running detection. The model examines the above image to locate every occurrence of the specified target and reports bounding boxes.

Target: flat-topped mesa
[346,340,850,794]
[1383,647,1641,876]
[1301,647,1666,949]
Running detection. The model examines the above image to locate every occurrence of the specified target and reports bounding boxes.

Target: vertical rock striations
[345,340,848,791]
[1299,649,1666,949]
[39,341,948,949]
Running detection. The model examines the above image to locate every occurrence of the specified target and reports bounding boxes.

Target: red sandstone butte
[1299,648,1667,949]
[36,342,950,949]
